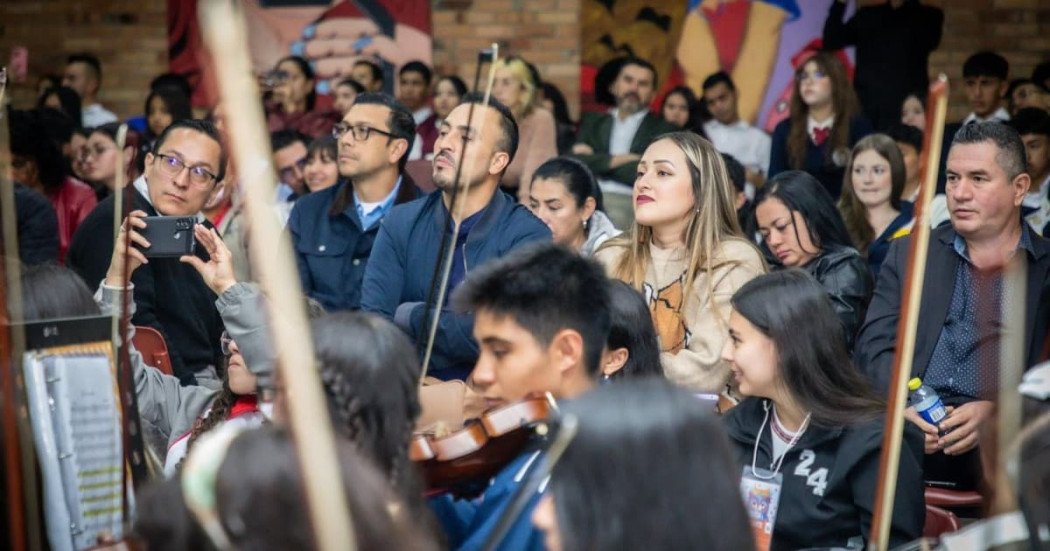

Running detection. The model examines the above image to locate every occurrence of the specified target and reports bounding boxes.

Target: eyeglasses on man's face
[332,122,397,142]
[154,153,218,187]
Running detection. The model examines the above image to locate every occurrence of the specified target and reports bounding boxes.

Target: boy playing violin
[428,242,612,550]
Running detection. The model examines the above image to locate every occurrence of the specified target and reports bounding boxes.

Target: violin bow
[110,124,155,519]
[868,75,949,551]
[110,124,127,349]
[198,2,356,549]
[0,66,42,551]
[417,45,499,384]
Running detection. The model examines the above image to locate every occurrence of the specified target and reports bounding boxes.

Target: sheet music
[24,349,125,551]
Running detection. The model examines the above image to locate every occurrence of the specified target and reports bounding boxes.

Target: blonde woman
[491,56,558,200]
[595,132,766,392]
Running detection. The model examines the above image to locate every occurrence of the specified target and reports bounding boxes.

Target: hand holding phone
[179,225,238,296]
[134,216,198,258]
[105,210,152,287]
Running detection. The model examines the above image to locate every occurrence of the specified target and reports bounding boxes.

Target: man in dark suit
[571,58,677,229]
[856,122,1050,490]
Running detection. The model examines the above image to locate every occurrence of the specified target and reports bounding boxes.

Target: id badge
[740,466,782,551]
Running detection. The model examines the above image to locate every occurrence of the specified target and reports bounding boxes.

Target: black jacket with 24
[724,398,925,551]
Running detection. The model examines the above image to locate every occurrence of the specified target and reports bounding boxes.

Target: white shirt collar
[610,107,648,124]
[807,115,835,142]
[962,106,1010,125]
[1023,172,1050,208]
[706,118,747,130]
[133,174,206,222]
[412,106,433,126]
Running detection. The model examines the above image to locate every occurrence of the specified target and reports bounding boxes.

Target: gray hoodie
[581,210,622,257]
[96,282,274,453]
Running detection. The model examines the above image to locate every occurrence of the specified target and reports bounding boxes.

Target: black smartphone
[135,216,197,258]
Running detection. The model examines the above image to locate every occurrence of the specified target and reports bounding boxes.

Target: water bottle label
[920,402,947,425]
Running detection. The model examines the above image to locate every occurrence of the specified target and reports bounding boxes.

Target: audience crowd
[7,5,1050,548]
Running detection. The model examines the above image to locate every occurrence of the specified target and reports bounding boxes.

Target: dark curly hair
[311,311,423,500]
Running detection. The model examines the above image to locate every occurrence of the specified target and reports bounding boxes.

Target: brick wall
[0,0,1047,123]
[1,0,169,119]
[925,0,1050,121]
[431,0,582,118]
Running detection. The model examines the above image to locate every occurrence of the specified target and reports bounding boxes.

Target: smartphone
[134,216,196,258]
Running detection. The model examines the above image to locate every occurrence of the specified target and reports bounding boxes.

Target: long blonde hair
[605,132,762,313]
[493,56,538,119]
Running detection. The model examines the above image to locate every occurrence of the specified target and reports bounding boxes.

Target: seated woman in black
[754,170,872,353]
[721,270,924,550]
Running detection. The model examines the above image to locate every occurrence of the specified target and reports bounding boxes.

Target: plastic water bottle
[908,377,948,425]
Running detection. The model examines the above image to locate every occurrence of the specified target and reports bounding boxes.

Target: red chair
[925,487,984,508]
[923,504,962,538]
[132,325,173,376]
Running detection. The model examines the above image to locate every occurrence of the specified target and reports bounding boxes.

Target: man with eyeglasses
[361,93,551,381]
[271,129,310,225]
[67,119,229,388]
[288,93,421,312]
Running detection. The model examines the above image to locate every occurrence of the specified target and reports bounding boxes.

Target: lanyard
[751,400,811,479]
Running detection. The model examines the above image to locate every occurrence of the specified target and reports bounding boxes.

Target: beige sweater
[595,238,766,392]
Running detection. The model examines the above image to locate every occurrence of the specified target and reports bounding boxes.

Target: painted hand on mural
[290,18,432,81]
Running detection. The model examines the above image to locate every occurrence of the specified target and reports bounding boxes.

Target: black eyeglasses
[278,157,307,185]
[332,122,397,142]
[155,153,218,187]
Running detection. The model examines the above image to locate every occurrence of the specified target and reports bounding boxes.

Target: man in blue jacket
[361,93,551,380]
[430,242,610,550]
[288,93,420,311]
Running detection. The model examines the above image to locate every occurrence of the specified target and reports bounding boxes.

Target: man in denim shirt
[288,93,420,311]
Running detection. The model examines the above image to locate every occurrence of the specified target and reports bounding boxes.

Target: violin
[410,393,555,496]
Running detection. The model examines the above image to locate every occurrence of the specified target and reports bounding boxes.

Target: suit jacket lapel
[914,230,960,377]
[597,114,614,150]
[1024,237,1050,362]
[631,113,657,153]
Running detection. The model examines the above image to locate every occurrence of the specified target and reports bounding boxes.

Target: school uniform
[768,115,873,199]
